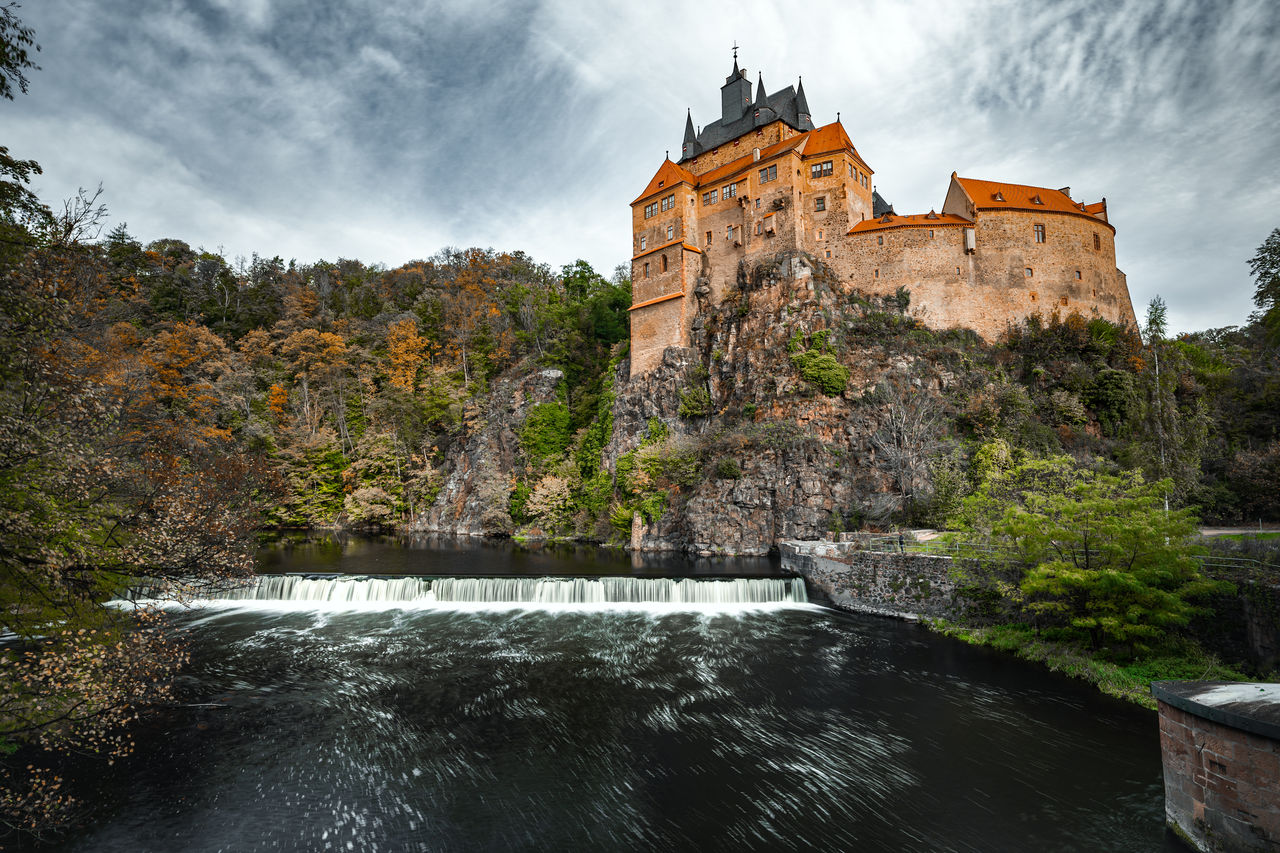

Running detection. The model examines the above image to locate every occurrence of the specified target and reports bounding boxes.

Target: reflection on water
[54,539,1187,852]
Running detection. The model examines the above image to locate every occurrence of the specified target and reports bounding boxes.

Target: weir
[198,574,809,606]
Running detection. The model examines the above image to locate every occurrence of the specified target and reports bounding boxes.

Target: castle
[628,58,1138,376]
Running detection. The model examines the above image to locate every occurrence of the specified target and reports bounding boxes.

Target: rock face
[409,250,958,555]
[411,368,564,536]
[605,249,955,554]
[779,540,963,619]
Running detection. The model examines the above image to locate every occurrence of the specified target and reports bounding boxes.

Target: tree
[0,2,39,101]
[871,372,943,519]
[955,457,1229,658]
[1249,227,1280,342]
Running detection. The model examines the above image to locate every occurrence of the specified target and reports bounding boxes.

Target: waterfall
[192,575,808,606]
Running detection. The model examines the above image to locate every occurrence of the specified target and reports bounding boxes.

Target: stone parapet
[778,540,961,620]
[1153,681,1280,852]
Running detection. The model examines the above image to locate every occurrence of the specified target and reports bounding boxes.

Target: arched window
[660,254,668,273]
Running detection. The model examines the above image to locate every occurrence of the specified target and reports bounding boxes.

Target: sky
[6,0,1279,333]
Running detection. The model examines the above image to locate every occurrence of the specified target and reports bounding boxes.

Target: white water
[136,574,809,610]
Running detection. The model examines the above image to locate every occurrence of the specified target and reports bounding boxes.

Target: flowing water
[56,537,1186,852]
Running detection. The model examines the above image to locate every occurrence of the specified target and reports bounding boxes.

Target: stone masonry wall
[1155,683,1280,852]
[779,540,963,620]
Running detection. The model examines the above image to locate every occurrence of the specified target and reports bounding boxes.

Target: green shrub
[715,457,742,479]
[679,386,712,418]
[519,402,572,466]
[790,350,849,396]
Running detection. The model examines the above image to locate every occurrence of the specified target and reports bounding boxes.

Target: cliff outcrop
[410,250,967,554]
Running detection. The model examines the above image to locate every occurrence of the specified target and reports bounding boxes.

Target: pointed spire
[683,109,696,143]
[754,72,768,107]
[796,76,811,119]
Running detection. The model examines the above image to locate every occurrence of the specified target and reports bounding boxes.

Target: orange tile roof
[801,121,854,157]
[632,159,697,205]
[694,135,807,187]
[628,291,684,312]
[954,176,1106,221]
[1084,201,1107,215]
[848,212,972,235]
[632,239,702,261]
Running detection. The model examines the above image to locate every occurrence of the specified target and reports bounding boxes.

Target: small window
[644,203,656,219]
[874,269,880,279]
[661,255,668,272]
[758,164,777,183]
[724,183,737,199]
[1030,291,1037,301]
[658,180,664,188]
[956,266,961,275]
[726,225,734,240]
[666,224,674,240]
[825,250,831,258]
[1034,224,1045,243]
[643,262,649,278]
[640,236,647,250]
[809,160,833,179]
[929,229,935,238]
[1025,267,1033,277]
[755,198,761,209]
[1093,233,1101,250]
[755,221,762,235]
[1075,270,1082,280]
[814,197,826,212]
[705,230,712,246]
[817,229,824,240]
[877,235,884,245]
[848,164,854,177]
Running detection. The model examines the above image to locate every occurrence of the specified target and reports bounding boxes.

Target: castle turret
[796,77,812,129]
[681,109,698,160]
[753,73,774,126]
[720,59,752,124]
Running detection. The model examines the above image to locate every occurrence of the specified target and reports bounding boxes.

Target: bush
[679,386,712,418]
[715,457,742,479]
[519,402,572,466]
[790,349,849,396]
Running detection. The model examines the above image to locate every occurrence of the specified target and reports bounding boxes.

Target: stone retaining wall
[778,540,962,620]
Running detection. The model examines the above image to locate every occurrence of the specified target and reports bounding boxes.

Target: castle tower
[720,59,752,124]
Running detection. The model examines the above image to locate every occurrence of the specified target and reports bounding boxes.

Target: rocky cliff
[412,250,968,554]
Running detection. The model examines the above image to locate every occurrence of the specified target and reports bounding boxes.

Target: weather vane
[732,41,738,62]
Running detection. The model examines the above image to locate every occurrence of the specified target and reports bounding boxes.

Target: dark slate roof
[872,190,896,218]
[680,83,815,162]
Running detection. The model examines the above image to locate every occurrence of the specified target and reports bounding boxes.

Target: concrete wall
[779,540,963,620]
[1153,682,1280,852]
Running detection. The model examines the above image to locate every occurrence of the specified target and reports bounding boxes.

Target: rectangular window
[1093,233,1101,250]
[666,224,674,240]
[705,230,712,246]
[726,225,734,240]
[724,183,737,198]
[755,221,762,235]
[643,262,649,278]
[758,164,777,183]
[660,193,675,212]
[1034,223,1045,243]
[928,230,935,238]
[755,197,761,209]
[639,236,647,250]
[814,197,826,212]
[877,235,883,245]
[1025,267,1034,277]
[810,160,833,179]
[702,189,718,206]
[848,164,854,177]
[644,203,656,219]
[1075,270,1082,280]
[825,250,831,258]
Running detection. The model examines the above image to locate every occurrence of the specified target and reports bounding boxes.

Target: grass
[926,622,1250,710]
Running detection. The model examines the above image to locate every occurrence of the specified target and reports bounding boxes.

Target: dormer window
[1031,194,1044,205]
[993,191,1005,202]
[658,181,665,188]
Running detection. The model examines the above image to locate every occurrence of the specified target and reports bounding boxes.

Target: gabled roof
[954,176,1106,220]
[693,134,807,188]
[848,211,972,235]
[872,190,895,218]
[681,81,815,160]
[632,159,697,205]
[802,122,854,158]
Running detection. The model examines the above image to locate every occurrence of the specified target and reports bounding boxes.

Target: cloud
[5,0,1277,332]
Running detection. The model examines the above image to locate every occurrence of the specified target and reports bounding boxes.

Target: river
[56,535,1187,852]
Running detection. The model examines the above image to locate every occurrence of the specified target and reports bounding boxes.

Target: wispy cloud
[6,0,1277,330]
